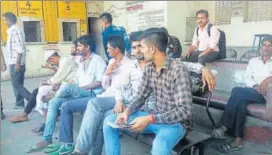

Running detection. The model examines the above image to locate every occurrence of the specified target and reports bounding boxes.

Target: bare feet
[26,140,52,153]
[9,114,28,123]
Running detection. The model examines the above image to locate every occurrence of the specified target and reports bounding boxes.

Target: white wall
[1,43,72,81]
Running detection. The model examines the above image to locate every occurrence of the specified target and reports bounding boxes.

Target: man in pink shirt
[183,10,220,65]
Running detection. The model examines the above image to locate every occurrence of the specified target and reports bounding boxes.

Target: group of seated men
[6,9,272,155]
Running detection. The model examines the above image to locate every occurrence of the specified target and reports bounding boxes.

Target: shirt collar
[151,56,171,72]
[198,21,210,30]
[258,56,272,62]
[80,53,93,63]
[7,24,16,34]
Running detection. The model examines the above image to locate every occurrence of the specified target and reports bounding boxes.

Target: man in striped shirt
[3,12,31,109]
[103,29,215,155]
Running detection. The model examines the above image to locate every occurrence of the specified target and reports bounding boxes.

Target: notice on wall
[18,1,43,17]
[231,1,244,17]
[126,1,167,32]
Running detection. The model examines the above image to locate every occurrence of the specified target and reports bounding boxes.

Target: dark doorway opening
[88,17,99,35]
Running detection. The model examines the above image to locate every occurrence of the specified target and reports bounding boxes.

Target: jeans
[184,51,218,65]
[43,83,97,142]
[103,111,186,155]
[24,88,39,114]
[75,97,115,155]
[9,65,31,106]
[220,87,265,137]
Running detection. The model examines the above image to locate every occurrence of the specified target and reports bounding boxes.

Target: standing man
[3,12,31,109]
[182,10,220,65]
[1,47,7,119]
[99,12,130,61]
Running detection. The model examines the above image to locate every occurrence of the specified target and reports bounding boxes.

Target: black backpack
[196,24,226,59]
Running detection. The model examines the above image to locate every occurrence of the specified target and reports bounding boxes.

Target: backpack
[196,24,226,59]
[189,72,209,96]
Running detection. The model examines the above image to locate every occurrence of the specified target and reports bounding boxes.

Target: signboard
[126,1,167,32]
[231,1,245,17]
[18,1,43,17]
[86,1,103,17]
[58,1,86,19]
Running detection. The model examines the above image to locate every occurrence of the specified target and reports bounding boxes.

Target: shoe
[47,143,74,155]
[1,112,5,119]
[13,105,24,109]
[43,143,62,153]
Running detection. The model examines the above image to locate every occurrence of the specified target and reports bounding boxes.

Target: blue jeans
[75,97,115,155]
[43,83,97,142]
[103,111,186,155]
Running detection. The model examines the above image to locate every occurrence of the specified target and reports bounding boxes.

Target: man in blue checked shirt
[99,12,131,61]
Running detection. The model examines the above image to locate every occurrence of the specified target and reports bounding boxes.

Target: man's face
[47,56,58,65]
[76,42,89,56]
[71,44,77,56]
[197,13,209,27]
[262,41,272,56]
[100,19,107,30]
[107,43,118,58]
[131,41,143,59]
[141,40,154,62]
[3,17,12,28]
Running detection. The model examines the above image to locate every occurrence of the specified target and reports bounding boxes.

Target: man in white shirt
[211,35,272,153]
[182,10,220,65]
[40,35,136,155]
[28,35,107,152]
[3,12,31,109]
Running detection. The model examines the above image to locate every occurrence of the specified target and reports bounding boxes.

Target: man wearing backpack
[183,10,225,65]
[99,12,131,61]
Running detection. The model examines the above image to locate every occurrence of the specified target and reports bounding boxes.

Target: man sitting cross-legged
[32,35,137,154]
[27,34,107,153]
[64,30,215,155]
[102,29,216,155]
[9,48,78,123]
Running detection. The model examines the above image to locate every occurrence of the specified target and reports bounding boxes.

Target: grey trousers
[185,51,218,65]
[9,64,31,107]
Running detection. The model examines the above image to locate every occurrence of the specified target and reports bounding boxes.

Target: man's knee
[230,87,245,97]
[60,101,71,112]
[103,114,117,130]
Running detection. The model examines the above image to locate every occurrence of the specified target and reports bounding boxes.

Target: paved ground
[1,77,272,155]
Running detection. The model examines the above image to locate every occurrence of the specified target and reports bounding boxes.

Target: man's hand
[52,84,61,91]
[130,115,152,132]
[201,67,216,91]
[253,84,261,94]
[260,77,272,95]
[40,80,49,86]
[1,63,7,72]
[115,108,130,125]
[15,64,20,72]
[113,100,125,114]
[181,51,192,59]
[105,60,119,76]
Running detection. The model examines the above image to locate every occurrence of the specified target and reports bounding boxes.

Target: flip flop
[208,128,227,139]
[43,143,62,153]
[218,143,243,153]
[32,123,45,133]
[26,144,49,153]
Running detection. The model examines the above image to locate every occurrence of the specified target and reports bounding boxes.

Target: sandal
[32,123,45,133]
[26,140,52,153]
[209,128,227,139]
[43,143,62,153]
[218,142,243,153]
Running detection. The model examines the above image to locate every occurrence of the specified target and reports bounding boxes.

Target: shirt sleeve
[154,65,193,124]
[182,61,203,73]
[13,29,26,54]
[102,59,114,89]
[208,26,220,50]
[48,58,75,85]
[128,66,152,114]
[192,28,198,47]
[244,60,257,88]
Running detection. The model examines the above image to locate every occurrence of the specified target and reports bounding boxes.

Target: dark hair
[72,38,79,47]
[129,31,143,42]
[78,35,96,53]
[160,27,169,36]
[107,36,125,53]
[196,9,209,17]
[51,52,60,57]
[262,35,272,44]
[141,28,168,52]
[99,12,113,23]
[2,12,17,24]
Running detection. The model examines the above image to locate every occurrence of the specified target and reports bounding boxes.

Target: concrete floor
[1,77,272,155]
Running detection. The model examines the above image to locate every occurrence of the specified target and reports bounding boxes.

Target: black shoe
[1,112,5,119]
